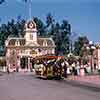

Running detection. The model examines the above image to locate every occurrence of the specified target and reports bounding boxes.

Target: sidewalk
[67,75,100,85]
[64,75,100,91]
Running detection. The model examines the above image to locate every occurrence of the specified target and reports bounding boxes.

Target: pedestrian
[67,67,71,75]
[76,62,80,76]
[64,63,67,78]
[72,63,76,75]
[84,64,88,74]
[98,64,100,75]
[7,67,10,74]
[63,60,68,78]
[16,67,19,72]
[86,63,91,75]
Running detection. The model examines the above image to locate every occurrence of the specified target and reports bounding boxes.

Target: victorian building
[93,44,100,68]
[5,20,55,72]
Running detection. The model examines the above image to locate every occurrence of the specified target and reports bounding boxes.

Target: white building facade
[5,20,55,72]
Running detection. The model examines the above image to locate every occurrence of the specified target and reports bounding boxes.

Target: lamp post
[86,41,96,73]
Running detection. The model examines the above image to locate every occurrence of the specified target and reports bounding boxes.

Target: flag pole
[29,0,32,20]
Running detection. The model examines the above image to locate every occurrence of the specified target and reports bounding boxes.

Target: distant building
[93,44,100,67]
[5,20,55,72]
[87,43,100,70]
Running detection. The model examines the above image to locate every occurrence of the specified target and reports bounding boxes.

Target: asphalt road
[0,73,100,100]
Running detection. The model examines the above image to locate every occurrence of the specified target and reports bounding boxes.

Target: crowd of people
[59,59,100,76]
[5,56,100,77]
[35,57,100,77]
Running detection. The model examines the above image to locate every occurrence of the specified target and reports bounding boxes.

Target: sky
[0,0,100,42]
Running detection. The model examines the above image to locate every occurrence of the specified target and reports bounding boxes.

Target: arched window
[43,40,47,46]
[15,40,20,46]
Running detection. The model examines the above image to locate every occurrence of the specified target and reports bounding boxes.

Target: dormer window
[15,40,20,46]
[43,40,47,46]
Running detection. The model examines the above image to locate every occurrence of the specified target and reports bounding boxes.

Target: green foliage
[32,13,71,55]
[44,13,71,55]
[0,1,90,60]
[33,17,46,36]
[0,18,26,55]
[46,13,55,28]
[0,12,89,57]
[74,36,89,56]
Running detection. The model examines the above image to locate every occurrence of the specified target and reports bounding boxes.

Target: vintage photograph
[0,0,100,100]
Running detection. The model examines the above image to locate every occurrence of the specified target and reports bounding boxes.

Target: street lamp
[86,41,96,73]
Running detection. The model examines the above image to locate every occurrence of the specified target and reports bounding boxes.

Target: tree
[33,17,46,36]
[74,36,89,56]
[46,13,54,28]
[0,18,26,55]
[45,13,55,36]
[53,23,62,55]
[50,19,71,55]
[16,18,26,37]
[45,13,72,55]
[60,20,71,54]
[0,23,10,55]
[0,10,72,56]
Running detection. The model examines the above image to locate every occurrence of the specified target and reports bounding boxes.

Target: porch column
[28,57,32,72]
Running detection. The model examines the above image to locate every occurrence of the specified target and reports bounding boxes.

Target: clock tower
[24,20,37,44]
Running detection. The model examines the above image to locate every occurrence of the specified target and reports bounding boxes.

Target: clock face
[27,21,35,29]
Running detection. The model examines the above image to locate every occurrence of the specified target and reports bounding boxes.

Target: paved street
[0,73,100,100]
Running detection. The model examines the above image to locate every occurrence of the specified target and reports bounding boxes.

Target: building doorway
[20,57,28,69]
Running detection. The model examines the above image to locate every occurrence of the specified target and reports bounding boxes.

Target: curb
[0,71,6,75]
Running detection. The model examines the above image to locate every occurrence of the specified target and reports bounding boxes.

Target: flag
[22,0,28,2]
[23,0,32,3]
[0,0,5,4]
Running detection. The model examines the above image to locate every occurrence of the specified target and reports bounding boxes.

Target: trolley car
[33,55,67,80]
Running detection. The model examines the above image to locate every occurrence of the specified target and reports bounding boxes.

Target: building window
[30,34,33,40]
[15,40,20,46]
[12,50,16,55]
[21,50,25,54]
[43,40,47,46]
